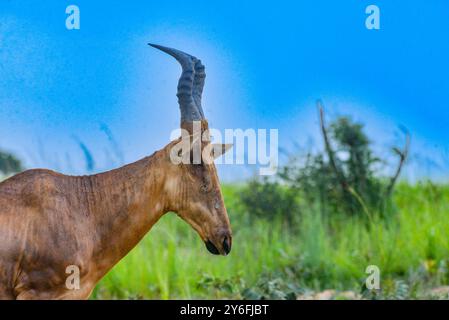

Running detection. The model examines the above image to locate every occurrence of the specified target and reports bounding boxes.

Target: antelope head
[150,44,233,256]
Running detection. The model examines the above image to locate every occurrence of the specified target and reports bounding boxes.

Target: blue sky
[0,1,448,181]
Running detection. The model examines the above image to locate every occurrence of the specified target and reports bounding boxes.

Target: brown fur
[0,121,232,299]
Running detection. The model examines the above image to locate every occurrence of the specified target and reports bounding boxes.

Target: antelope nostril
[205,240,220,255]
[223,236,231,255]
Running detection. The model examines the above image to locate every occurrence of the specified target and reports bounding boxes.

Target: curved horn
[192,59,206,119]
[149,43,205,123]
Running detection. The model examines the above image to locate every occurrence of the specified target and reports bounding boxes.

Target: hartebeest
[0,44,232,299]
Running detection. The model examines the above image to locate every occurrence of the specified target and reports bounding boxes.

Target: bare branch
[317,100,349,191]
[386,130,411,196]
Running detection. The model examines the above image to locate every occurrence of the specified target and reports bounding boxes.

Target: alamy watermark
[365,5,380,30]
[65,265,80,290]
[365,265,380,290]
[66,5,80,30]
[64,5,379,31]
[169,121,279,176]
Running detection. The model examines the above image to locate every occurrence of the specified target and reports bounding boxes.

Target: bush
[238,108,408,221]
[0,150,23,176]
[279,106,409,219]
[238,176,299,224]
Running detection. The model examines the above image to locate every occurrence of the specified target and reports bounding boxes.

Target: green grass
[92,182,449,299]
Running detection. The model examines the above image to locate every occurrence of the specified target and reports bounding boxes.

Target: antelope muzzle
[205,231,232,256]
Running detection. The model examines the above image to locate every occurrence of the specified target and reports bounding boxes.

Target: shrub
[279,103,409,219]
[0,150,23,176]
[238,176,299,224]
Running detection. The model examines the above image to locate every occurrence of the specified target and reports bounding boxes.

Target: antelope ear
[170,134,201,164]
[212,143,233,159]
